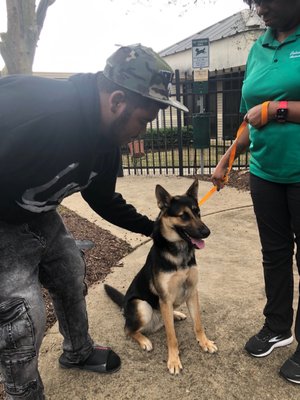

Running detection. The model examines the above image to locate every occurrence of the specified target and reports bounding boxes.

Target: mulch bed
[196,169,250,192]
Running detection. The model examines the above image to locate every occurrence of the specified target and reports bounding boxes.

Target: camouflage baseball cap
[103,44,189,112]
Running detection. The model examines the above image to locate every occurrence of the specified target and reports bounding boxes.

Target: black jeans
[250,173,300,342]
[0,211,93,399]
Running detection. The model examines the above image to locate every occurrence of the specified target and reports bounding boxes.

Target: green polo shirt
[241,25,300,183]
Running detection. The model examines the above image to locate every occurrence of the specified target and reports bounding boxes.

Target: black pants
[250,173,300,343]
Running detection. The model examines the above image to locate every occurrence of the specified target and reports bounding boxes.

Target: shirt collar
[262,25,300,47]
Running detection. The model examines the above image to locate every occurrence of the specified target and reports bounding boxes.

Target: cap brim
[146,96,189,113]
[164,98,189,113]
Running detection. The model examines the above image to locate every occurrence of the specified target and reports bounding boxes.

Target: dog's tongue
[191,238,205,250]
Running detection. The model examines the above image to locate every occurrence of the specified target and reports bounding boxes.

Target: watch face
[276,107,288,123]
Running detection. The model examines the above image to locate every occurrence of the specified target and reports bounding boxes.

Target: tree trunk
[0,0,55,75]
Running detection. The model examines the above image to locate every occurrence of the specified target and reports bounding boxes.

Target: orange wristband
[261,101,270,125]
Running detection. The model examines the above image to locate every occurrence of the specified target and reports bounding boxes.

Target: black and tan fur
[104,179,217,374]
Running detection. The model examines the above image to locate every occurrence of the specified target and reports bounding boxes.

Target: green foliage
[138,126,193,149]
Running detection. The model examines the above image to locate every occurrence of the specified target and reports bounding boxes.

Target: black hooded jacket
[0,73,153,236]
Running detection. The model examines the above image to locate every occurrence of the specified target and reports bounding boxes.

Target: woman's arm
[245,101,300,129]
[211,123,250,190]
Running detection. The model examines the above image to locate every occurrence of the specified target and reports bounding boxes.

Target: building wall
[211,30,262,70]
[162,29,264,74]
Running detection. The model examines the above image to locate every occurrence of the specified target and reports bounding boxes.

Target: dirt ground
[37,173,299,400]
[44,170,250,333]
[5,171,300,400]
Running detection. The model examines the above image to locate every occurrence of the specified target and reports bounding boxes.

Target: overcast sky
[0,0,247,73]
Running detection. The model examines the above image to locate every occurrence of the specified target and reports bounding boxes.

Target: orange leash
[198,120,248,206]
[198,186,218,206]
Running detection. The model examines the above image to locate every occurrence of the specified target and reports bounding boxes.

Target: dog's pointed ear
[186,179,199,201]
[155,184,172,210]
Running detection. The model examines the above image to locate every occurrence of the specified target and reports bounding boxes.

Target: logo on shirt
[17,163,97,213]
[289,51,300,59]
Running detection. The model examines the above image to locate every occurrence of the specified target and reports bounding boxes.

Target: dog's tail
[104,284,125,308]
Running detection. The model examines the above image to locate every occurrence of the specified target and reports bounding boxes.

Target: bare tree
[0,0,223,75]
[0,0,56,75]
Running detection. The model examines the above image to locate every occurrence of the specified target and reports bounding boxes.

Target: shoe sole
[279,370,300,385]
[248,336,294,358]
[59,362,121,374]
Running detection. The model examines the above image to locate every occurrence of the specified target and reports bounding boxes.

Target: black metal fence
[121,68,249,176]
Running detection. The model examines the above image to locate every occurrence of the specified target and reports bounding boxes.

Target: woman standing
[212,0,300,384]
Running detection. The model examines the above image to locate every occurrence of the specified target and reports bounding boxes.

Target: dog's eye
[180,212,190,221]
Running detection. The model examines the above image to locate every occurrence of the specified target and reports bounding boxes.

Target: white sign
[192,38,209,69]
[193,69,209,82]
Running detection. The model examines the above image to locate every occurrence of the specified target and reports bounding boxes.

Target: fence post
[175,69,183,176]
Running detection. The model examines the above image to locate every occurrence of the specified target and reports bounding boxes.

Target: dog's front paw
[167,355,183,375]
[199,337,218,353]
[139,337,153,352]
[173,310,187,321]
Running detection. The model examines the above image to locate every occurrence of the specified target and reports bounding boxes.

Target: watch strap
[278,100,288,109]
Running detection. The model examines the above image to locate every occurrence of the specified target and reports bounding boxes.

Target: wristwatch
[276,101,288,123]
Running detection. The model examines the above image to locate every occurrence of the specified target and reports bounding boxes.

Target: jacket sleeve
[81,151,154,237]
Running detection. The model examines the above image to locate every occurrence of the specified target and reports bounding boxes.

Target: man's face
[109,103,161,145]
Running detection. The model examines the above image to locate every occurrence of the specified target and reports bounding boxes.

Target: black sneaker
[59,345,121,373]
[245,325,293,357]
[280,354,300,384]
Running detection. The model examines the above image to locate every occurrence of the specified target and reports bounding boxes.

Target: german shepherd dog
[104,179,217,374]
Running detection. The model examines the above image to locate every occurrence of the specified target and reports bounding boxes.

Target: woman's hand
[211,164,228,190]
[211,123,250,191]
[244,104,265,129]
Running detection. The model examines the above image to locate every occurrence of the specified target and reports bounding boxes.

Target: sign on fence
[192,38,209,69]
